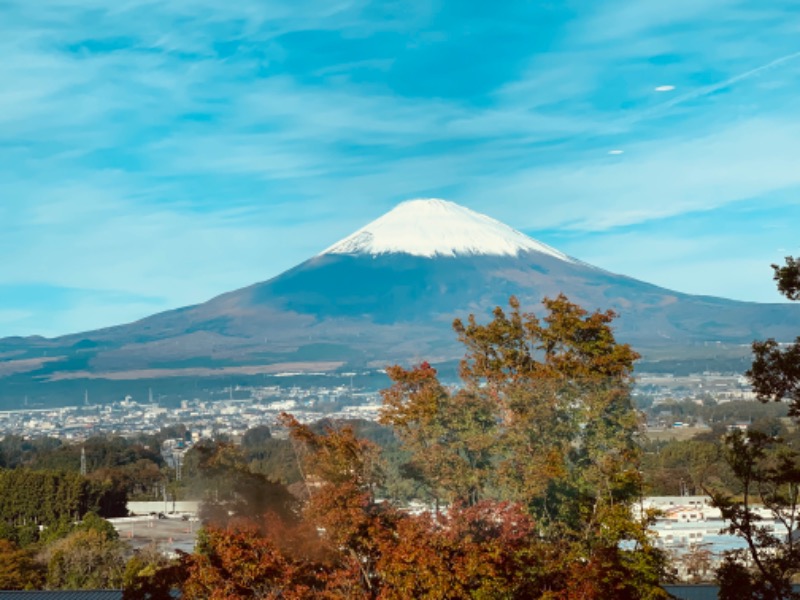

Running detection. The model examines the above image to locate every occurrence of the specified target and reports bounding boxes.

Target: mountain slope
[2,198,799,385]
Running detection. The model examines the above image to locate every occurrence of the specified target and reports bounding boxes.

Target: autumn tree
[184,414,565,599]
[183,415,391,599]
[184,514,341,600]
[183,295,666,599]
[380,363,495,508]
[381,294,667,599]
[382,296,643,519]
[0,538,43,589]
[280,413,395,597]
[375,501,544,600]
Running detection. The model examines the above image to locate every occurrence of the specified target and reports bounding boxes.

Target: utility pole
[80,447,87,476]
[174,450,183,482]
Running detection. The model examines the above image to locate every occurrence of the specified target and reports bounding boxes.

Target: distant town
[0,370,766,441]
[0,379,382,441]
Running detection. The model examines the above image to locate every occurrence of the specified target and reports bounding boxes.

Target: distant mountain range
[2,198,798,398]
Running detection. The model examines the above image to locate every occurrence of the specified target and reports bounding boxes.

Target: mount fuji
[321,198,573,260]
[2,198,799,395]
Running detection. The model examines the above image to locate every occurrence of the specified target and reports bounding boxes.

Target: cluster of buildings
[0,370,771,441]
[640,496,794,581]
[635,372,758,406]
[0,384,383,440]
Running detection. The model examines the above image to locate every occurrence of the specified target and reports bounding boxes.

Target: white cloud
[2,0,800,335]
[478,118,800,232]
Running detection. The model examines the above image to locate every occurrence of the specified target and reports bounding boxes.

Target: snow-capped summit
[321,198,574,262]
[7,196,800,397]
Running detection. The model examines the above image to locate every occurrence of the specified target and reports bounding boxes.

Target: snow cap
[321,198,573,262]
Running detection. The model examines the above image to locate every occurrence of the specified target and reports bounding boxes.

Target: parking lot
[110,513,199,555]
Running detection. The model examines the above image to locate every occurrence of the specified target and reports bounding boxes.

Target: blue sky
[2,0,800,337]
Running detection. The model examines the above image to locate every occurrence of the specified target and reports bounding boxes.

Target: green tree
[713,256,800,599]
[245,438,303,486]
[44,527,128,589]
[76,511,120,539]
[749,257,800,418]
[641,439,733,496]
[123,544,187,600]
[0,468,123,533]
[380,363,495,508]
[773,257,800,300]
[242,425,272,449]
[711,429,800,599]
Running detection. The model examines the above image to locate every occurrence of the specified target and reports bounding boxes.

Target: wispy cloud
[2,0,800,335]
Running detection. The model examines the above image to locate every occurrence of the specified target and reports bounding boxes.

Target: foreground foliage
[183,295,668,599]
[711,429,800,600]
[0,538,43,589]
[749,257,800,419]
[713,256,800,600]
